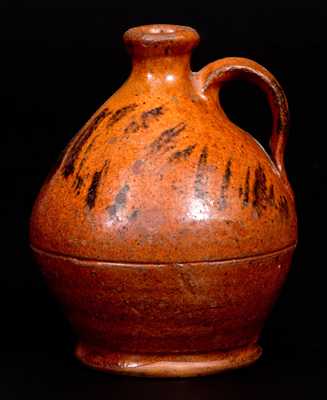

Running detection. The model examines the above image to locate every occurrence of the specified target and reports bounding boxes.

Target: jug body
[30,24,297,377]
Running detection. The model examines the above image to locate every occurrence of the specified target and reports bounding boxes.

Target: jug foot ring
[75,342,262,377]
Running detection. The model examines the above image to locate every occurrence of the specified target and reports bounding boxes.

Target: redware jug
[30,24,297,377]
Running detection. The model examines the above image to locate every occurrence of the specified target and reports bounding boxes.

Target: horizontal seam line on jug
[30,243,297,267]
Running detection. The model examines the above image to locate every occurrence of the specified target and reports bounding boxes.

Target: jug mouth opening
[123,24,200,56]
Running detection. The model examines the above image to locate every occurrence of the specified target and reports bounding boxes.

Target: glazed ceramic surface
[30,24,297,377]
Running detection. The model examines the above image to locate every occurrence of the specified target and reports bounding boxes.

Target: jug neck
[129,53,192,83]
[124,24,199,87]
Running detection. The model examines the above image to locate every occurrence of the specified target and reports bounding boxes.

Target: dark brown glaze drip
[141,106,164,128]
[75,156,88,181]
[277,195,289,219]
[102,160,110,178]
[107,184,130,218]
[169,144,196,162]
[73,136,99,192]
[124,121,140,134]
[149,123,186,154]
[85,161,109,209]
[128,209,139,221]
[219,159,232,210]
[86,171,102,209]
[194,146,208,200]
[107,104,138,129]
[62,108,110,178]
[243,167,250,207]
[251,165,287,218]
[252,164,268,216]
[124,106,164,134]
[74,176,84,194]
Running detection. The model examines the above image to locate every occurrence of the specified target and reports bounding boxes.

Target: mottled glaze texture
[30,24,297,377]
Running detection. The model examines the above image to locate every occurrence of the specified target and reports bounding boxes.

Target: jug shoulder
[30,97,297,263]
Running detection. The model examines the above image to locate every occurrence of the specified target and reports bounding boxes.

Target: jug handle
[193,57,290,182]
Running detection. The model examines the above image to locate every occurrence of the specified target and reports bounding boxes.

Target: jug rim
[123,24,199,55]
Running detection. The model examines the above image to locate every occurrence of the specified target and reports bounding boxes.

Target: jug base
[75,342,262,377]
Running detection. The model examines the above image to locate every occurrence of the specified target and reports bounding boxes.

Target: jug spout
[124,24,199,57]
